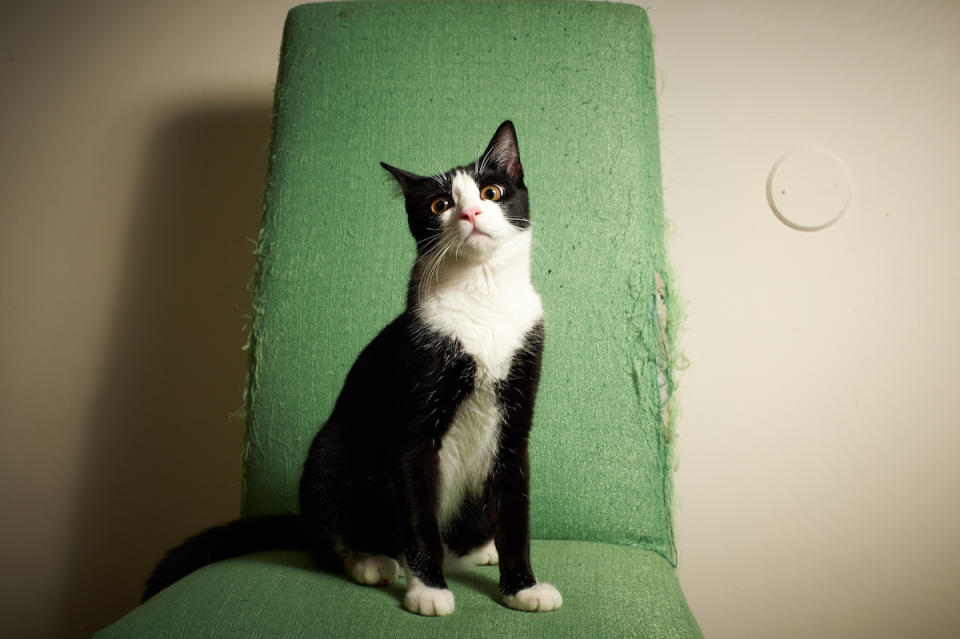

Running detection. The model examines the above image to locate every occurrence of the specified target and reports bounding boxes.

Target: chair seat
[96,539,701,638]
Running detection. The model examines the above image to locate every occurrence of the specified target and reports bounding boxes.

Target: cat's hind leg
[344,553,401,587]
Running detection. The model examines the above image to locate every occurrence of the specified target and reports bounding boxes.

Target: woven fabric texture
[97,540,701,638]
[244,0,681,562]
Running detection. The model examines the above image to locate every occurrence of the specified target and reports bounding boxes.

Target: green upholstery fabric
[96,1,701,636]
[97,541,701,638]
[245,0,681,560]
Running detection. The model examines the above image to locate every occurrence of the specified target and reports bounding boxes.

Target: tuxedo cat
[144,121,561,616]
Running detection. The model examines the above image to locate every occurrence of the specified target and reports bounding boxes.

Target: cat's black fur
[144,122,553,613]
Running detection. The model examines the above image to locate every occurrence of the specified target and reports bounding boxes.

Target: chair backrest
[244,0,680,565]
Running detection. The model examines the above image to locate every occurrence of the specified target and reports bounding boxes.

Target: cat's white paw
[462,539,499,566]
[345,554,400,586]
[503,582,563,612]
[445,539,499,570]
[404,583,455,616]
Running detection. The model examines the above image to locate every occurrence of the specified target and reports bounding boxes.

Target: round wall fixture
[766,146,853,231]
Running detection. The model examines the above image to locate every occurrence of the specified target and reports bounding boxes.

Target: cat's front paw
[503,582,563,612]
[404,583,455,616]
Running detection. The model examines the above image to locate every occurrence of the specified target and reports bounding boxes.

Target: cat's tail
[142,514,309,602]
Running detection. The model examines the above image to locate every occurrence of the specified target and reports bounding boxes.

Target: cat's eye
[430,197,451,215]
[480,184,504,201]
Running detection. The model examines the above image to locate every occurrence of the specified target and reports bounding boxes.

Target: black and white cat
[145,121,561,616]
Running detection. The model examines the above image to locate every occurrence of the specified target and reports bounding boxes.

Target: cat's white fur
[444,538,499,571]
[403,559,456,616]
[404,577,456,617]
[503,582,564,612]
[414,171,543,531]
[434,381,502,529]
[345,554,400,586]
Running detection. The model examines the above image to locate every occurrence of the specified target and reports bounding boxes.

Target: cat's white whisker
[413,235,446,269]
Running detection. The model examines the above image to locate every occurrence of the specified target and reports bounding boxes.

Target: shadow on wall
[59,102,273,637]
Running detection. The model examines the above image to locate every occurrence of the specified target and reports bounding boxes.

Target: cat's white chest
[417,261,542,527]
[417,269,542,381]
[434,379,501,528]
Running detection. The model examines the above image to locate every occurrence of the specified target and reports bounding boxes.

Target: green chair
[96,1,702,636]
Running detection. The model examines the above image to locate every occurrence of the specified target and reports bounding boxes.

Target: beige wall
[1,1,957,637]
[657,3,960,638]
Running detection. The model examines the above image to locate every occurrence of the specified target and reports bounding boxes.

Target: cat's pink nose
[461,206,482,225]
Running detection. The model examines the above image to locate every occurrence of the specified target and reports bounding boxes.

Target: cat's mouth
[459,224,492,242]
[461,228,494,247]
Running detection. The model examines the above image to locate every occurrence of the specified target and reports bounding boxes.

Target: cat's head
[381,121,530,264]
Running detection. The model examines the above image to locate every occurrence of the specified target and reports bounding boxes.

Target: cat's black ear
[380,162,420,197]
[480,120,523,181]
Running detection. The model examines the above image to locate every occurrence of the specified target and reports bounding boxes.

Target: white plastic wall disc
[766,146,853,231]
